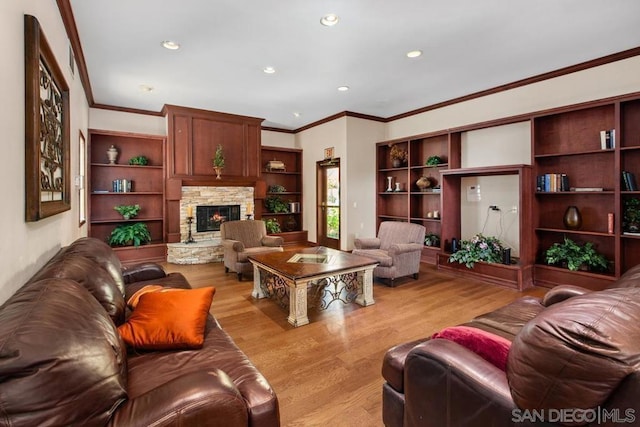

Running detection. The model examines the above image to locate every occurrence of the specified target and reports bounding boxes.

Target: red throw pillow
[118,287,215,350]
[432,325,511,371]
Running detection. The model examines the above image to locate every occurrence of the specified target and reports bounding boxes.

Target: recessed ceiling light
[293,112,301,118]
[320,14,339,26]
[139,84,154,93]
[337,86,349,92]
[263,66,276,74]
[161,40,180,50]
[407,50,422,58]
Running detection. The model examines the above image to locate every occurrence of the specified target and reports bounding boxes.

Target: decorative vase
[214,167,222,180]
[106,145,118,164]
[563,206,582,230]
[392,159,402,168]
[394,182,401,192]
[386,177,393,192]
[416,176,432,191]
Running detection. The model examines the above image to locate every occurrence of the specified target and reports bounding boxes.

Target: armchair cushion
[354,237,381,249]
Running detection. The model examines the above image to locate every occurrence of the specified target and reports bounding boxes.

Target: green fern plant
[265,218,281,234]
[114,204,140,220]
[108,223,151,247]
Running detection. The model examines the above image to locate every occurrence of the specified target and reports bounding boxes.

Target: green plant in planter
[623,197,640,232]
[108,223,151,247]
[448,233,505,268]
[425,155,443,166]
[268,184,287,193]
[265,218,281,234]
[265,196,289,213]
[424,232,440,247]
[114,204,140,220]
[544,236,609,272]
[212,144,225,168]
[128,155,148,166]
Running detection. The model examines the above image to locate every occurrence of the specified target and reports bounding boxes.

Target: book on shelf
[623,231,640,236]
[600,129,616,149]
[622,171,638,191]
[536,173,569,192]
[569,187,604,192]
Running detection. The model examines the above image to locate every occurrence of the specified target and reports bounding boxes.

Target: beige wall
[1,0,90,303]
[89,108,166,136]
[261,130,296,149]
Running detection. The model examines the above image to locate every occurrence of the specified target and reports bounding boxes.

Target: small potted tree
[212,144,225,179]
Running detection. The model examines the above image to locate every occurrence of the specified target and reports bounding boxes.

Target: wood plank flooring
[161,261,546,427]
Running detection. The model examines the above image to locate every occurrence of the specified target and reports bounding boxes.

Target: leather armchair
[352,221,426,286]
[221,220,284,280]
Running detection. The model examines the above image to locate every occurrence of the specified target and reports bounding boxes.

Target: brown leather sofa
[382,265,640,427]
[0,237,279,427]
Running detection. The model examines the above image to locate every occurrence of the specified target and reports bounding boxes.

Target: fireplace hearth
[196,205,240,232]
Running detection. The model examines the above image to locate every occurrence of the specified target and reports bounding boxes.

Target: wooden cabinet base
[113,243,167,266]
[533,264,615,291]
[421,247,438,265]
[437,253,532,290]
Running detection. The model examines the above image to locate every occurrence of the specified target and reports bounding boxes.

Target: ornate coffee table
[248,246,377,327]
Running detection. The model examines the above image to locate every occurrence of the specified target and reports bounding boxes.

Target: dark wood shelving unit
[376,132,460,264]
[259,146,307,245]
[88,129,167,265]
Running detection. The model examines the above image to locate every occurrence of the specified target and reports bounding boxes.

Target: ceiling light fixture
[263,66,276,74]
[320,14,339,26]
[139,84,154,93]
[406,50,422,58]
[161,40,180,50]
[337,86,349,92]
[293,112,301,118]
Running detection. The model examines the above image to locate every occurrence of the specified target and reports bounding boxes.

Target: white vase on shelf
[386,177,393,192]
[106,145,118,164]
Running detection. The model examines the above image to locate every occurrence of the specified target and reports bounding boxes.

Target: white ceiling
[69,0,640,130]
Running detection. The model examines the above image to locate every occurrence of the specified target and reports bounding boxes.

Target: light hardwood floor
[161,261,546,427]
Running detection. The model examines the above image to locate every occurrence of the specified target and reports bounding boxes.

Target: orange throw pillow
[118,287,216,350]
[127,284,182,309]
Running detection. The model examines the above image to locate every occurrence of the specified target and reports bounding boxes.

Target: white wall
[0,0,89,304]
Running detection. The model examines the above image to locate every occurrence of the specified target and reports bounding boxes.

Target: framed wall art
[24,14,70,221]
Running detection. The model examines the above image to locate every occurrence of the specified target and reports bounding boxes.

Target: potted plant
[212,144,225,179]
[389,145,408,168]
[128,155,148,166]
[425,155,443,166]
[544,237,609,272]
[448,233,505,268]
[265,218,281,234]
[424,233,440,247]
[268,184,287,193]
[114,204,140,220]
[265,196,290,213]
[108,223,151,247]
[623,197,640,232]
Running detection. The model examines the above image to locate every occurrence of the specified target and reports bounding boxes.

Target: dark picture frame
[24,15,70,221]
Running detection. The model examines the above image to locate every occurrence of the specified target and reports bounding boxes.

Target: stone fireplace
[167,186,254,264]
[196,205,241,232]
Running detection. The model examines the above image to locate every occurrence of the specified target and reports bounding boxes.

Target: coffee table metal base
[251,263,376,327]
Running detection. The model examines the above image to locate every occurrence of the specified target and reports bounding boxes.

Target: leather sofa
[382,265,640,427]
[0,237,279,427]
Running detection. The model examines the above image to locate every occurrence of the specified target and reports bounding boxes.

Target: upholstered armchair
[352,221,426,286]
[221,220,284,281]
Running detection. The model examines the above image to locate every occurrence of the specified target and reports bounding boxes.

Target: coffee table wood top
[248,246,378,281]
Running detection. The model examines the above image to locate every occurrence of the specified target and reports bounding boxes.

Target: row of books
[622,171,638,191]
[536,173,570,192]
[600,129,616,149]
[112,179,133,193]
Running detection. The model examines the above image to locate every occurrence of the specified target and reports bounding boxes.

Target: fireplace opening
[196,205,241,232]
